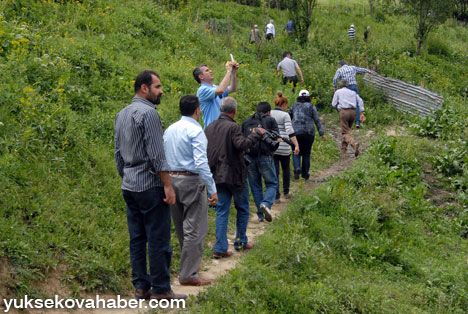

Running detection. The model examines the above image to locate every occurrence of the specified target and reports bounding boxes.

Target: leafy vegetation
[0,0,467,310]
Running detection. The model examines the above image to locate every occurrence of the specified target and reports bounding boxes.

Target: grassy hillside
[0,0,467,308]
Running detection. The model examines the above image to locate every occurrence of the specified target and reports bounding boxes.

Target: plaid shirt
[333,64,369,89]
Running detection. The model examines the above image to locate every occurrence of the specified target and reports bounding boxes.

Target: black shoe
[294,169,301,180]
[355,121,361,129]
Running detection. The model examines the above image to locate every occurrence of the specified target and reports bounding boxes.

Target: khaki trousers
[339,109,357,153]
[170,175,208,283]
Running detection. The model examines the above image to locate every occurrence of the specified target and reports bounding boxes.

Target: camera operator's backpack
[242,112,278,156]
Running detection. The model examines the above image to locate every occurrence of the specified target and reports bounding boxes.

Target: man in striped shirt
[332,60,370,127]
[348,24,355,40]
[114,70,186,301]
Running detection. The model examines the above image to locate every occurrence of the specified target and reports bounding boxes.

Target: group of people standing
[114,49,369,301]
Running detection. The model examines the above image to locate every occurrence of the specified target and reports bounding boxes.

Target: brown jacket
[205,114,260,188]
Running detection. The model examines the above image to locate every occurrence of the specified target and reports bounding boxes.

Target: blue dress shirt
[163,116,217,194]
[197,83,229,128]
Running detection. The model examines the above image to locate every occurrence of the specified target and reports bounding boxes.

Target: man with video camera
[242,102,281,222]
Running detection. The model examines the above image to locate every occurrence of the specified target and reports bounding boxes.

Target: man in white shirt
[332,80,365,157]
[266,19,275,40]
[277,51,304,92]
[163,95,218,286]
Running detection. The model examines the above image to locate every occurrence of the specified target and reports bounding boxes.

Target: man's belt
[169,171,198,176]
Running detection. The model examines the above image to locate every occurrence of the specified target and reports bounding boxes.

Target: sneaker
[284,193,291,199]
[355,121,361,129]
[294,169,301,180]
[355,143,360,157]
[275,198,281,204]
[258,217,265,222]
[260,204,272,222]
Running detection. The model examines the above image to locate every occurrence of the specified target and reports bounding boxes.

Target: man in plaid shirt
[332,60,370,128]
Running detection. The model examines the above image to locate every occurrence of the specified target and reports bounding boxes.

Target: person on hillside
[364,26,371,42]
[289,89,327,181]
[348,24,355,41]
[250,24,262,44]
[193,60,239,128]
[332,80,365,158]
[332,60,370,128]
[286,19,294,36]
[242,102,281,223]
[271,91,300,203]
[114,70,186,301]
[163,95,218,287]
[265,19,275,40]
[277,51,305,92]
[205,97,264,258]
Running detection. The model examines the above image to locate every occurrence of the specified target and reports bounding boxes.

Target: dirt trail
[3,119,371,314]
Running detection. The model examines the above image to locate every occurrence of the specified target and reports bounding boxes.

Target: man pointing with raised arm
[193,60,239,128]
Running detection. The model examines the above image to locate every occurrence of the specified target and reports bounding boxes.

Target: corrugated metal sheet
[363,72,443,117]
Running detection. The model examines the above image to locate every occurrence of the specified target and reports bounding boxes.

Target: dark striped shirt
[348,27,355,40]
[333,64,369,89]
[114,97,169,192]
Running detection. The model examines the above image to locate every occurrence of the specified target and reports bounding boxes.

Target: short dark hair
[297,95,311,103]
[257,101,271,114]
[193,64,207,84]
[179,95,200,116]
[283,51,291,58]
[339,60,347,66]
[135,70,159,93]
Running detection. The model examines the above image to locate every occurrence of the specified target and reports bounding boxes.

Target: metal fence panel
[363,72,443,117]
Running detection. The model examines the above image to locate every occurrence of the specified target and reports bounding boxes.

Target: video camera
[262,130,295,149]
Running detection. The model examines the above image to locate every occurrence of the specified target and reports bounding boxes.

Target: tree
[454,0,468,23]
[401,0,452,55]
[369,0,375,16]
[285,0,317,45]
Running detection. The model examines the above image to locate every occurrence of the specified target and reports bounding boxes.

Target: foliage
[401,0,453,55]
[284,0,317,45]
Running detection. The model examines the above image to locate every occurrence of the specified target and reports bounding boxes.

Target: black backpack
[242,113,278,156]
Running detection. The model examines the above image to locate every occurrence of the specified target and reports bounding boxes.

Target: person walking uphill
[242,102,281,223]
[265,19,275,40]
[333,60,370,128]
[271,91,300,202]
[163,95,218,286]
[193,59,239,128]
[289,89,327,181]
[205,97,264,259]
[332,80,365,158]
[114,70,186,301]
[277,51,305,92]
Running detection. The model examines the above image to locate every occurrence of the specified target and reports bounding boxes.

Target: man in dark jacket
[205,97,264,259]
[242,102,280,223]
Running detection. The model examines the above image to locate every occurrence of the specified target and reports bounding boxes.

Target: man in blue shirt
[163,95,218,286]
[193,60,239,127]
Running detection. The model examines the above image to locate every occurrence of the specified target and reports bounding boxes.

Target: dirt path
[4,119,372,314]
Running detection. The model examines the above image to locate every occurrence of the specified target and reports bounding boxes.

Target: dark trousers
[282,75,298,91]
[274,154,291,199]
[292,133,315,179]
[122,187,172,294]
[347,85,361,123]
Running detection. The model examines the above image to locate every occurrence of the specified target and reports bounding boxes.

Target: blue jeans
[214,182,250,252]
[122,187,172,294]
[347,85,360,123]
[292,133,314,180]
[245,154,278,219]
